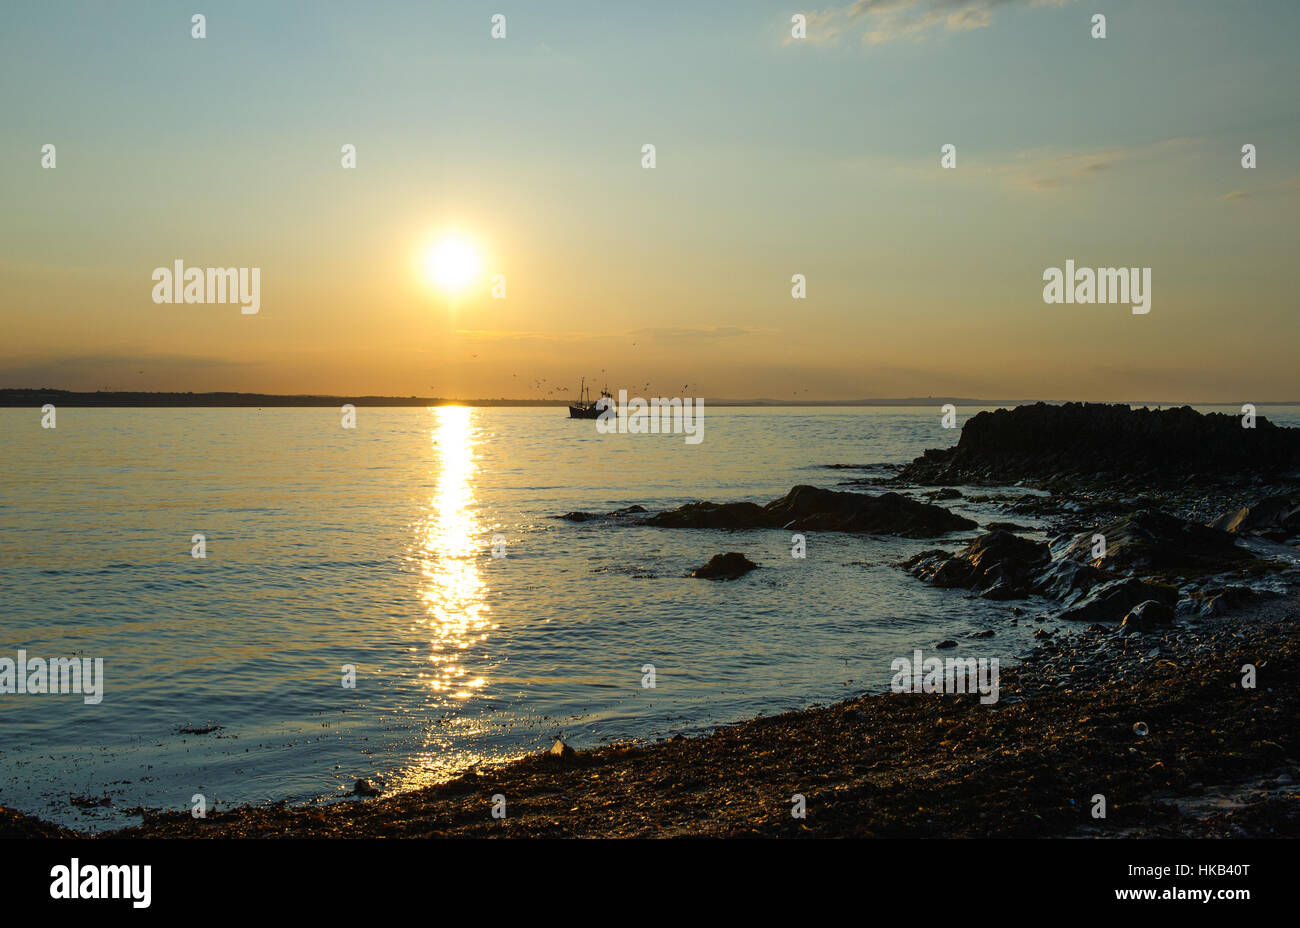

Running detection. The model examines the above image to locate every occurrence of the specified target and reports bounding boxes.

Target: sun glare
[423,237,482,295]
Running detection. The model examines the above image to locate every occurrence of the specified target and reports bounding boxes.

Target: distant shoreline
[3,389,1297,408]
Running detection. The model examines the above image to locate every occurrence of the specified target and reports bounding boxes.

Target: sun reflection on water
[416,405,491,701]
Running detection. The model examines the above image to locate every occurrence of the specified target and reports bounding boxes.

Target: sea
[2,404,1296,830]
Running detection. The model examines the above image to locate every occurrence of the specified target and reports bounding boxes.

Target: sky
[1,0,1297,402]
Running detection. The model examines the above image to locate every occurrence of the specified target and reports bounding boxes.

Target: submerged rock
[559,505,647,523]
[691,552,759,580]
[646,485,976,537]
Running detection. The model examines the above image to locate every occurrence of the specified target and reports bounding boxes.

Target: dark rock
[646,485,976,537]
[897,402,1300,484]
[1058,577,1178,623]
[968,629,995,638]
[926,488,963,500]
[934,640,958,649]
[646,501,772,529]
[546,739,576,762]
[1059,510,1253,573]
[985,521,1035,532]
[1186,586,1279,617]
[1031,558,1108,604]
[903,530,1049,598]
[1210,494,1300,540]
[559,504,647,523]
[353,778,381,797]
[1120,599,1177,633]
[980,581,1024,600]
[763,486,977,536]
[691,552,759,580]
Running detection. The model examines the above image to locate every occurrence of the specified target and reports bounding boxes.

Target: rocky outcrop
[691,552,759,580]
[643,501,771,530]
[1057,577,1178,622]
[1210,494,1300,541]
[1120,599,1176,633]
[1029,558,1109,602]
[903,530,1050,599]
[645,485,976,537]
[1058,510,1254,573]
[898,403,1300,485]
[1184,586,1280,617]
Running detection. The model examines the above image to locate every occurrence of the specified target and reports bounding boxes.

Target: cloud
[1220,176,1300,202]
[788,0,1075,45]
[994,137,1194,192]
[634,326,751,340]
[0,353,260,390]
[847,136,1197,193]
[454,326,755,343]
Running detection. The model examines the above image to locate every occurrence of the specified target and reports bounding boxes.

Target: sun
[423,237,482,295]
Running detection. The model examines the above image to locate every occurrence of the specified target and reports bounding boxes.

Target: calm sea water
[1,404,1295,829]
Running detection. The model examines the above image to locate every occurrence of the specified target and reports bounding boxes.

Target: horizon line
[2,389,1297,408]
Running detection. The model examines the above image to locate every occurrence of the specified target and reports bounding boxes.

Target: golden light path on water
[396,406,499,791]
[416,406,491,701]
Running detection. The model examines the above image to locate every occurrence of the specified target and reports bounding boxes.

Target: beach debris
[176,724,224,735]
[1133,722,1149,737]
[69,794,113,809]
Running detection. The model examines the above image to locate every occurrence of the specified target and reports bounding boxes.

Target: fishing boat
[568,377,614,419]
